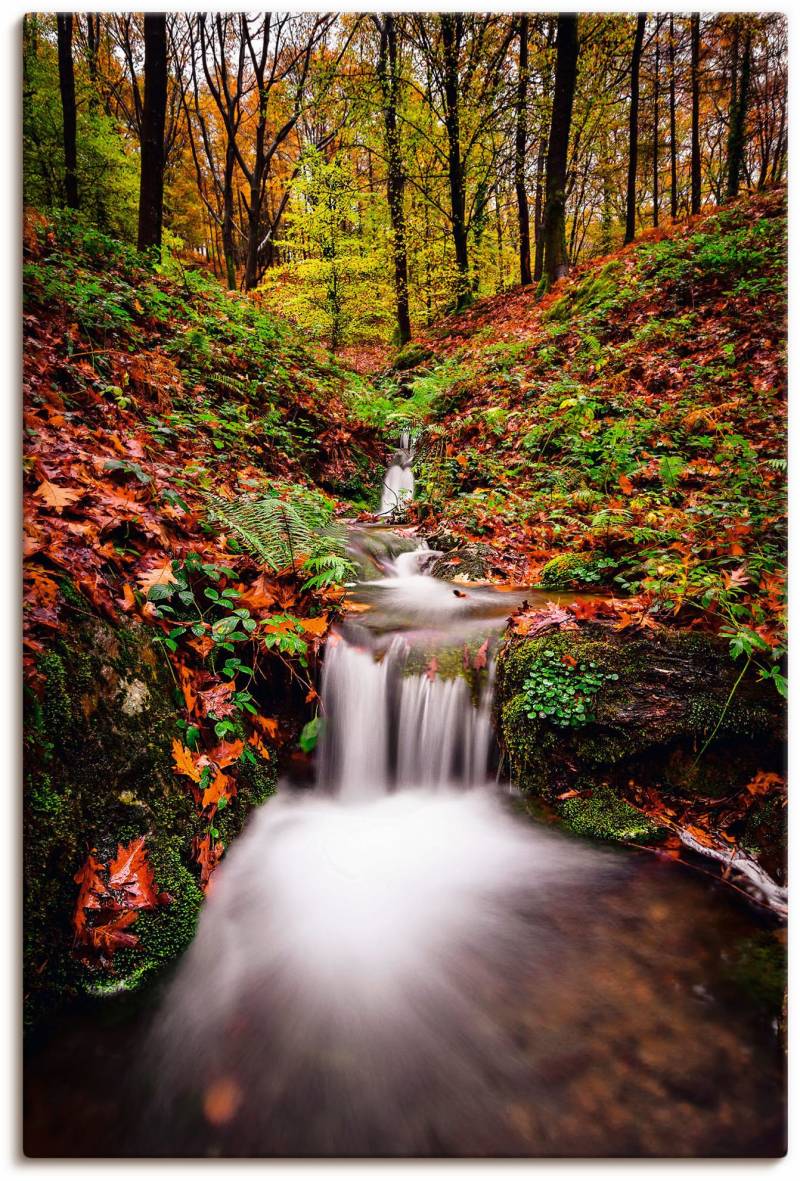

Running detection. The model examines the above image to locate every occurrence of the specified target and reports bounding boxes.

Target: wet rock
[23,606,276,1024]
[495,623,784,845]
[538,551,619,590]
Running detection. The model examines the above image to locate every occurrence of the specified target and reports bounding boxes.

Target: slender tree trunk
[541,14,579,287]
[377,15,412,345]
[652,17,661,227]
[726,23,753,198]
[669,14,678,219]
[514,14,532,286]
[691,14,702,214]
[222,144,237,289]
[56,14,79,209]
[137,14,168,250]
[441,14,470,308]
[532,135,547,281]
[624,14,646,244]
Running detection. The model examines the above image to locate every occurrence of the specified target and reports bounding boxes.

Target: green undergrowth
[399,191,787,689]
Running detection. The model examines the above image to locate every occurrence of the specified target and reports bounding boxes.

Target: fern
[208,495,317,571]
[208,493,354,589]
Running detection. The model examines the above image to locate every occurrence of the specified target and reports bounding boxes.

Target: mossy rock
[559,785,667,844]
[428,544,490,582]
[23,610,276,1024]
[538,551,619,590]
[741,795,787,885]
[496,623,783,815]
[392,341,434,372]
[722,931,787,1021]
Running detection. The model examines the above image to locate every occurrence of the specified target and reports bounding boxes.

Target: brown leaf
[35,479,81,513]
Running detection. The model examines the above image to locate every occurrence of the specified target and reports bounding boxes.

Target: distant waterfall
[378,430,415,515]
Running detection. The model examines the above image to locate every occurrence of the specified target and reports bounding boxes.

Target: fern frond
[208,495,317,571]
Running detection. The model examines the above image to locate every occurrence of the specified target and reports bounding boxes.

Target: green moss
[724,932,787,1018]
[538,551,618,589]
[23,614,274,1024]
[496,625,783,809]
[559,785,667,843]
[392,341,433,371]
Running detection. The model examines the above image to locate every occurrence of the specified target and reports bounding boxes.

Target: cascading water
[378,430,415,516]
[128,531,786,1159]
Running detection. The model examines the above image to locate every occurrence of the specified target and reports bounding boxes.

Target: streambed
[24,530,786,1158]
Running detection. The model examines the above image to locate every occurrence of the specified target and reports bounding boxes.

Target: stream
[24,528,786,1158]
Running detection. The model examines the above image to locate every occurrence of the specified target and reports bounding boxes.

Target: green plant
[521,649,618,728]
[207,491,333,573]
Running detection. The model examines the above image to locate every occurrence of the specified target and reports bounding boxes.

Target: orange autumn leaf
[108,835,159,908]
[179,666,197,713]
[297,615,329,637]
[202,769,230,810]
[35,479,81,513]
[172,737,202,782]
[618,474,634,495]
[137,559,177,593]
[209,738,244,768]
[118,582,136,611]
[248,732,271,759]
[253,715,279,739]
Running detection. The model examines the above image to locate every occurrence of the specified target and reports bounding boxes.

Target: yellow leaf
[35,479,81,513]
[138,560,178,593]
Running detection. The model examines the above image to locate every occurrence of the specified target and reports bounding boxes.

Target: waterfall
[378,431,415,515]
[317,633,495,798]
[139,532,617,1157]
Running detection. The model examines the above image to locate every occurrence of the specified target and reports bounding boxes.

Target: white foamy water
[142,537,614,1153]
[378,462,414,515]
[138,536,786,1159]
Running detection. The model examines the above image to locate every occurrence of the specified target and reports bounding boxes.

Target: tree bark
[56,14,79,209]
[691,14,702,214]
[652,17,661,227]
[440,15,470,308]
[137,15,168,251]
[514,15,532,286]
[377,15,412,344]
[726,22,753,199]
[541,14,579,287]
[624,14,646,245]
[669,14,678,219]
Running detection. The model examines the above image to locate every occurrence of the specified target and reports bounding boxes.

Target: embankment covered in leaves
[22,210,383,1017]
[395,188,786,886]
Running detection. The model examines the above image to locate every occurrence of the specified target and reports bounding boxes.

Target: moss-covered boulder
[392,341,434,372]
[559,785,668,843]
[23,611,276,1023]
[428,544,490,582]
[538,551,619,590]
[496,623,783,811]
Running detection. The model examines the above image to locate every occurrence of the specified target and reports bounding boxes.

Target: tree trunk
[532,135,547,281]
[137,15,168,251]
[222,144,237,290]
[669,14,678,219]
[726,23,753,199]
[514,15,532,286]
[56,14,78,209]
[624,14,646,245]
[652,18,660,227]
[378,15,412,345]
[691,14,702,215]
[440,15,470,309]
[541,14,579,287]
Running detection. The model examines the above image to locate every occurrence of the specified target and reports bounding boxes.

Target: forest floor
[22,188,787,983]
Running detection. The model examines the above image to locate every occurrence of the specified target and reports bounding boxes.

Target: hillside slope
[398,189,786,677]
[22,210,383,1013]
